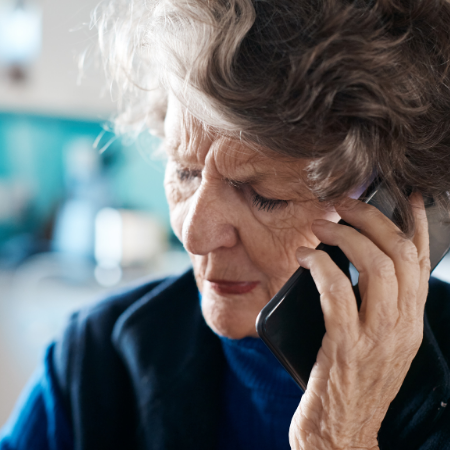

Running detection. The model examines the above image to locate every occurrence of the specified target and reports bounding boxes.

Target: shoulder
[50,268,208,449]
[52,269,198,411]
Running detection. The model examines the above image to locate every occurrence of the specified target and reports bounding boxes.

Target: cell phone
[256,182,450,390]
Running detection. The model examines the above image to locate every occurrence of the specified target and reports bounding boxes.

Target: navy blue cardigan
[3,269,450,449]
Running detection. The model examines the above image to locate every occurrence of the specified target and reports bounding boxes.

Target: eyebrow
[165,137,298,191]
[224,173,267,187]
[167,142,271,185]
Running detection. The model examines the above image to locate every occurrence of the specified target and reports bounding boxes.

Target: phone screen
[256,183,450,390]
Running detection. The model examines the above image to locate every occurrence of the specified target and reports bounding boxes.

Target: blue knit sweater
[217,336,303,450]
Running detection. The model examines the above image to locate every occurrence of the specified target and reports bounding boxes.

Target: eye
[252,192,288,212]
[176,168,202,182]
[229,181,289,213]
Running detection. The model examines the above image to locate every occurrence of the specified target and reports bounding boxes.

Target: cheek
[239,203,340,295]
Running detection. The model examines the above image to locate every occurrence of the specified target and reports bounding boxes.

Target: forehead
[163,94,308,183]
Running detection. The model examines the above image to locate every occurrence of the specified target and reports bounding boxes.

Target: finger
[311,220,399,331]
[410,192,431,313]
[336,199,421,319]
[296,247,359,342]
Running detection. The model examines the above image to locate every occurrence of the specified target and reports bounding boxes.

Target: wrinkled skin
[164,96,340,339]
[163,95,430,449]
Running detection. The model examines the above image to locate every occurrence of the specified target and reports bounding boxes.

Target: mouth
[207,279,260,295]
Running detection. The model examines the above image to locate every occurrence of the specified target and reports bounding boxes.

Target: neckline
[219,335,303,397]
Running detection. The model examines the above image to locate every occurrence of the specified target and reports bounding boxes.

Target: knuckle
[397,238,419,264]
[381,310,399,327]
[377,310,398,332]
[384,311,399,332]
[364,327,386,345]
[326,277,352,299]
[419,255,431,275]
[372,254,395,280]
[366,314,399,342]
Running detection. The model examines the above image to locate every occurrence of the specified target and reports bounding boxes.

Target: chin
[200,289,262,339]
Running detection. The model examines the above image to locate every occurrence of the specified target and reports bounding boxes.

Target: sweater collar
[219,336,302,397]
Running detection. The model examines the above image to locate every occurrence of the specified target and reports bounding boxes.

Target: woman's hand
[289,193,431,450]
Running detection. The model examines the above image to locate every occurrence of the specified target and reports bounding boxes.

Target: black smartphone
[256,182,450,390]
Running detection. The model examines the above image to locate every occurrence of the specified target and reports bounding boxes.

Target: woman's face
[164,97,341,339]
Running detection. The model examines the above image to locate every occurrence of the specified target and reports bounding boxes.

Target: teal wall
[0,112,169,244]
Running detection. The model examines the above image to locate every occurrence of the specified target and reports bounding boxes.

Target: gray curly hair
[95,0,450,235]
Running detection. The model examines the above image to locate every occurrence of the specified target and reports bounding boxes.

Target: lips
[207,280,260,295]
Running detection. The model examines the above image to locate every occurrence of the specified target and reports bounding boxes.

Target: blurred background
[0,0,449,431]
[0,0,191,426]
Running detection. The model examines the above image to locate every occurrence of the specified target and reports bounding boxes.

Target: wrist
[290,430,379,450]
[294,441,379,450]
[289,407,381,450]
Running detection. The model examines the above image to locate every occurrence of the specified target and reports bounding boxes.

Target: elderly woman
[2,0,450,449]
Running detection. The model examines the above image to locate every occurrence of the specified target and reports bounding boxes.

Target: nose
[182,182,239,255]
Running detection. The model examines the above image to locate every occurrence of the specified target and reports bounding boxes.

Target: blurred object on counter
[94,208,168,286]
[0,0,42,84]
[121,210,167,265]
[52,136,112,260]
[94,208,122,286]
